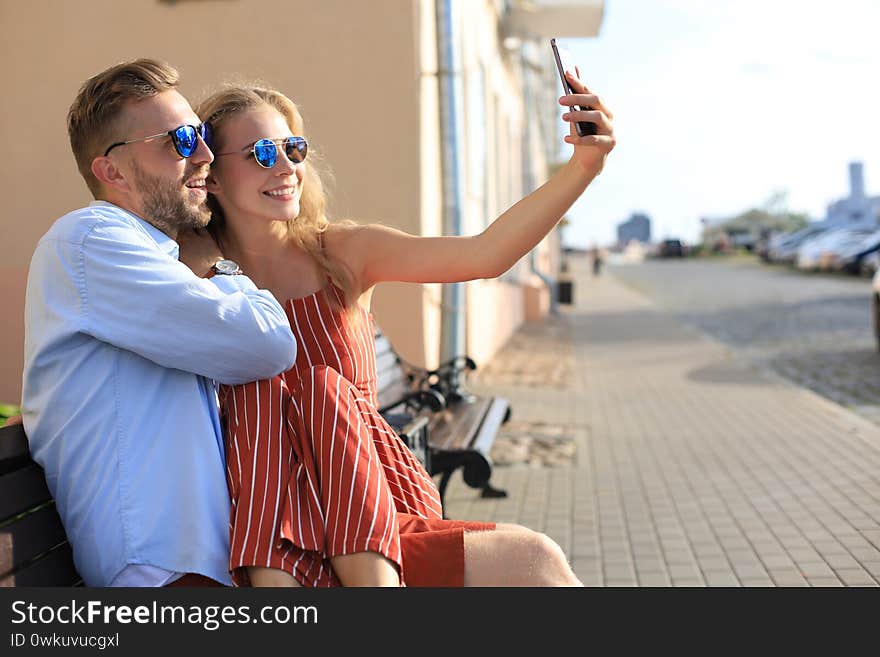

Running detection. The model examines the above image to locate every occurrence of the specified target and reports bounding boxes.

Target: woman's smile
[263,184,298,201]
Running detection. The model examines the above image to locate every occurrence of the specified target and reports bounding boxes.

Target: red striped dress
[220,282,492,587]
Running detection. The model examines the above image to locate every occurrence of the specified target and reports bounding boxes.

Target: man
[21,59,296,587]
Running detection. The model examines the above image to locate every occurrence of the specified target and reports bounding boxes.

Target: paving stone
[703,571,740,587]
[726,550,763,567]
[739,578,775,587]
[848,546,880,562]
[638,572,672,587]
[797,562,836,578]
[812,540,850,556]
[860,562,880,578]
[663,551,698,565]
[733,564,771,579]
[862,531,880,548]
[691,544,726,559]
[604,564,636,579]
[759,554,797,569]
[808,578,844,587]
[834,569,878,586]
[823,553,862,570]
[666,564,701,579]
[697,556,732,572]
[768,569,810,587]
[634,561,667,575]
[786,548,823,563]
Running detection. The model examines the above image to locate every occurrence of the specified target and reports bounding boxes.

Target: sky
[555,0,880,249]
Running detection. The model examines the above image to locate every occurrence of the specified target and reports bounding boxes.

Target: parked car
[835,228,880,274]
[796,227,873,271]
[755,229,780,261]
[862,251,880,276]
[767,226,829,264]
[658,238,685,257]
[728,229,757,251]
[873,267,880,351]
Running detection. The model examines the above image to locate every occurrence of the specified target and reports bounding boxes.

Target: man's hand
[177,228,224,277]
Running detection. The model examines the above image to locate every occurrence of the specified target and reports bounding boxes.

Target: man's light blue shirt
[21,201,296,586]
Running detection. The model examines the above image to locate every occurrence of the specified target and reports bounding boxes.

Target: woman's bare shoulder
[322,222,387,253]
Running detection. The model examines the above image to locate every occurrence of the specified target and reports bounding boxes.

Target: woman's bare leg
[331,552,401,587]
[247,566,303,587]
[463,523,583,586]
[247,554,399,587]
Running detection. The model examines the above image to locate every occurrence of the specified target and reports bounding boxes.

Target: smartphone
[550,38,597,137]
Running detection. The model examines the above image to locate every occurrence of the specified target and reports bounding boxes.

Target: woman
[184,71,614,587]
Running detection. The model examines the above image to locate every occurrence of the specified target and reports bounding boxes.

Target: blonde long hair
[196,85,358,311]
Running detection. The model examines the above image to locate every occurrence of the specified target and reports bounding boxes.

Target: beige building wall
[0,0,592,403]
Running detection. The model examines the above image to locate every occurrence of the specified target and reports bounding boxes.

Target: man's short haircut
[68,58,180,197]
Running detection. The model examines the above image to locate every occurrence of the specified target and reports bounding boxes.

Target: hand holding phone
[551,38,597,137]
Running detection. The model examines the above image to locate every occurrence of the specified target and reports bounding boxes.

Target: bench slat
[0,504,70,576]
[375,350,399,378]
[427,398,492,452]
[469,397,510,457]
[374,334,394,359]
[0,463,53,523]
[0,543,80,587]
[0,424,30,475]
[377,380,414,411]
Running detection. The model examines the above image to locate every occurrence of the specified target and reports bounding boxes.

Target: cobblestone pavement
[609,257,880,425]
[440,255,880,586]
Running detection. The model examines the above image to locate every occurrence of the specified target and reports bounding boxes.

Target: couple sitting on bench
[21,58,614,587]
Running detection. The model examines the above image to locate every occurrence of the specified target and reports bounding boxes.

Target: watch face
[214,259,241,275]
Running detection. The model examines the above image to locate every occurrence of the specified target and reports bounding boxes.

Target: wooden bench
[374,327,511,513]
[0,423,82,586]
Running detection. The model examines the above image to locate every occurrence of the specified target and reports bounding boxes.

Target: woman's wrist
[564,155,599,184]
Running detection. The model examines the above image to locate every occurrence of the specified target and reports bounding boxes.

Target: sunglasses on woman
[103,123,210,158]
[215,136,309,169]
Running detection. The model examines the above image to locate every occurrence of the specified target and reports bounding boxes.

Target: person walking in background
[591,244,603,276]
[178,68,614,587]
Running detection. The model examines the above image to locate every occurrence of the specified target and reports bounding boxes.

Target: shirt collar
[89,201,180,260]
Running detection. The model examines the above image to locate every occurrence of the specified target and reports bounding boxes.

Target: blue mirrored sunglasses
[216,136,308,168]
[103,123,210,158]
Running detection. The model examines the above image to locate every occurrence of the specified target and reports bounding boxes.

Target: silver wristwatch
[211,259,243,275]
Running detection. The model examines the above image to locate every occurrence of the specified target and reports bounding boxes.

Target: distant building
[822,162,880,228]
[617,213,652,245]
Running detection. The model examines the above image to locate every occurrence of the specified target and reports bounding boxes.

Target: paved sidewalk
[442,256,880,586]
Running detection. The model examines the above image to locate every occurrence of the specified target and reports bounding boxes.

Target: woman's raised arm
[351,70,615,289]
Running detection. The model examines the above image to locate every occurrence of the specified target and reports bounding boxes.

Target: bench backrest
[0,424,81,586]
[374,325,417,413]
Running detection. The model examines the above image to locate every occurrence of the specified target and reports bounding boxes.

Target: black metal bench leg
[480,482,508,499]
[437,470,453,519]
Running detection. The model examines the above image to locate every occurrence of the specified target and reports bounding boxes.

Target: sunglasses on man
[103,123,211,158]
[215,136,309,169]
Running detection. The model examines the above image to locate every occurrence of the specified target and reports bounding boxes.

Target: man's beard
[131,162,210,236]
